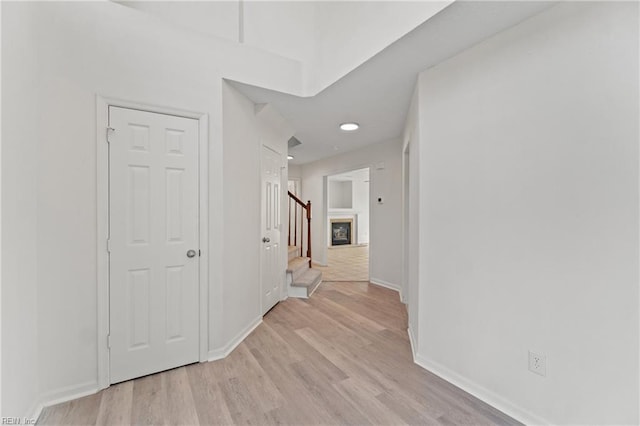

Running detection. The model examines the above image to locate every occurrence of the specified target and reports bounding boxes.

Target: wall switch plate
[528,351,546,376]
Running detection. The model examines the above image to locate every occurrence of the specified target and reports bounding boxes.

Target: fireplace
[330,219,353,246]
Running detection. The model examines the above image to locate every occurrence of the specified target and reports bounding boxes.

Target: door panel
[261,146,282,314]
[109,106,199,384]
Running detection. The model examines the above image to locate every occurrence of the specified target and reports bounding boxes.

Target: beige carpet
[315,244,369,281]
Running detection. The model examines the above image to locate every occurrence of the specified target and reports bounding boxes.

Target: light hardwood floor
[38,282,520,425]
[315,245,369,282]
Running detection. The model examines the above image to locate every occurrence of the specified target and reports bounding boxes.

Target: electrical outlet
[528,351,546,377]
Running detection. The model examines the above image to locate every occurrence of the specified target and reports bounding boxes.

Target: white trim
[96,97,110,390]
[401,139,411,305]
[96,95,209,388]
[413,354,551,426]
[407,325,417,361]
[31,381,99,423]
[369,278,401,293]
[208,317,263,361]
[308,278,322,297]
[198,113,210,363]
[259,144,284,315]
[320,164,372,267]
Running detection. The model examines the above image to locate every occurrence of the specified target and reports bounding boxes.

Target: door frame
[322,164,372,273]
[402,138,411,304]
[96,96,209,390]
[259,144,284,313]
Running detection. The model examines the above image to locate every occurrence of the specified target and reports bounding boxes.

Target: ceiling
[230,1,556,165]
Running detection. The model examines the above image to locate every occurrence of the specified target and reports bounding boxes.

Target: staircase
[287,246,322,298]
[287,191,322,298]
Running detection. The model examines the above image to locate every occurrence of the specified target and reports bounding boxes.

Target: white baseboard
[28,316,264,421]
[31,381,99,422]
[308,279,322,297]
[208,316,262,361]
[413,354,550,426]
[399,288,407,304]
[369,278,401,294]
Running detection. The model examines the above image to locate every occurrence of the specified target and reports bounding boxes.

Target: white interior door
[261,145,282,314]
[108,106,199,384]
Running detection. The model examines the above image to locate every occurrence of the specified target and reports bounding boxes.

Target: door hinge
[199,249,201,257]
[106,127,115,143]
[107,334,111,349]
[106,238,111,253]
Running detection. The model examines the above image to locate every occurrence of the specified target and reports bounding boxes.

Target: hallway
[38,282,518,425]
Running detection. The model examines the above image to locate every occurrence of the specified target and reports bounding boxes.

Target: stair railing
[288,191,312,268]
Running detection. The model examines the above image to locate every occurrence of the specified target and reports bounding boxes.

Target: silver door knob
[187,249,197,258]
[262,237,270,243]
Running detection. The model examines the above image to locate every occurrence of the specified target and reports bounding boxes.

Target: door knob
[187,249,197,258]
[262,237,270,243]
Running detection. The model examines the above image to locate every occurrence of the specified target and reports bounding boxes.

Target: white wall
[328,181,352,209]
[116,1,240,43]
[309,1,451,93]
[243,1,316,66]
[1,1,300,418]
[288,164,302,180]
[117,1,449,97]
[414,2,639,424]
[120,1,317,70]
[351,168,370,245]
[301,140,402,290]
[221,83,262,346]
[1,2,40,418]
[221,84,292,345]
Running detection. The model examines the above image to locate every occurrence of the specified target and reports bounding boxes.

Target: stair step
[287,256,310,273]
[287,256,311,281]
[291,268,322,297]
[288,246,299,261]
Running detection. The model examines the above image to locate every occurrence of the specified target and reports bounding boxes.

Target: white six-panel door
[261,145,282,314]
[109,106,199,384]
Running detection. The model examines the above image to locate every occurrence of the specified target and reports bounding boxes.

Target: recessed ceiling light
[339,122,359,131]
[287,155,294,160]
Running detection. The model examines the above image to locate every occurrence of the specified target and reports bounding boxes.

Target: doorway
[107,106,200,383]
[317,167,370,281]
[260,145,283,314]
[96,98,209,389]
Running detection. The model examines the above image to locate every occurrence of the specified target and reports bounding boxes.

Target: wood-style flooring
[315,245,369,282]
[38,282,520,425]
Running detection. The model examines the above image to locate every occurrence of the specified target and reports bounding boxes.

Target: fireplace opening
[331,219,352,246]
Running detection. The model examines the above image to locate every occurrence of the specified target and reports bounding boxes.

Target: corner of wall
[208,316,262,362]
[407,324,418,362]
[30,380,100,424]
[369,278,401,293]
